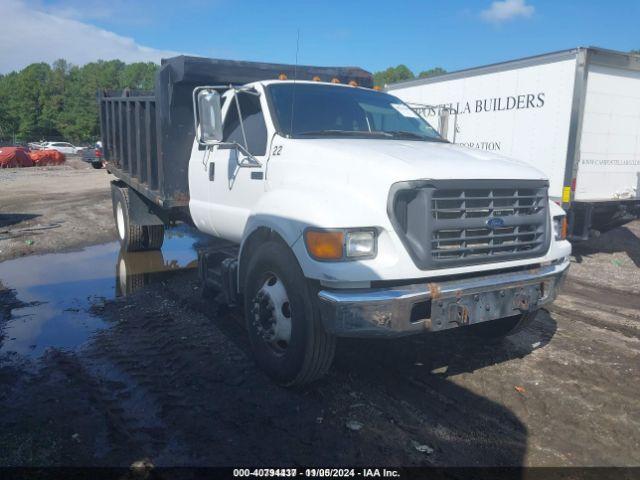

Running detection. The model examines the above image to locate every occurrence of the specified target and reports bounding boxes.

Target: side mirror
[193,88,223,145]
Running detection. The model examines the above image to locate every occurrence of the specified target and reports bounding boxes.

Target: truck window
[223,92,267,156]
[267,83,441,141]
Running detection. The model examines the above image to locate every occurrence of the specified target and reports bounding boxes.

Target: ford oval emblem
[486,217,505,229]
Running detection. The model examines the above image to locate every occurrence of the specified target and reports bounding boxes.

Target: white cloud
[0,0,180,73]
[480,0,535,24]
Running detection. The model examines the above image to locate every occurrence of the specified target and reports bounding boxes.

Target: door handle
[208,162,215,181]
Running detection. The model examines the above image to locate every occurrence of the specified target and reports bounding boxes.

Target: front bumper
[317,260,569,338]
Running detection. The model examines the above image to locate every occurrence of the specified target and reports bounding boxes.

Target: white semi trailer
[387,47,640,240]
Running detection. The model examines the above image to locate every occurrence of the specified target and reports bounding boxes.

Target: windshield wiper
[385,131,449,142]
[296,130,393,138]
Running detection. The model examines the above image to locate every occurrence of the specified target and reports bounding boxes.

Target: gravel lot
[0,164,639,467]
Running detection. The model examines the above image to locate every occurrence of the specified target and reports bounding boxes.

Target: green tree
[373,65,415,87]
[120,62,159,90]
[10,63,54,140]
[418,67,447,78]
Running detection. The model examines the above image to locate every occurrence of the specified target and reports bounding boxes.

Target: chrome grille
[389,180,550,269]
[431,186,547,263]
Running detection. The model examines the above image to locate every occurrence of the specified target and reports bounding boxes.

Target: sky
[1,0,639,75]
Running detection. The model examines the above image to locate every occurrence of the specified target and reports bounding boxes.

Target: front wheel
[469,311,537,340]
[243,239,335,386]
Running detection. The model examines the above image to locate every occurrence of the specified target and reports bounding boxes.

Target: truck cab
[188,79,570,385]
[100,56,570,386]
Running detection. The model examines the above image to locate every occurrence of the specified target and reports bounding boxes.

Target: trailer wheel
[112,186,163,252]
[145,225,165,250]
[469,311,537,340]
[243,239,335,386]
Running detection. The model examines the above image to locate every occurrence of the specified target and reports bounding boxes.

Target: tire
[469,311,537,340]
[91,161,102,169]
[112,186,163,252]
[243,239,335,386]
[115,249,165,296]
[145,225,165,250]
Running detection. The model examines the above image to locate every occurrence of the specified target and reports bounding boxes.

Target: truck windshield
[267,83,444,141]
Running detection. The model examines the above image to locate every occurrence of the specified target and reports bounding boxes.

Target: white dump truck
[98,56,570,385]
[387,47,640,240]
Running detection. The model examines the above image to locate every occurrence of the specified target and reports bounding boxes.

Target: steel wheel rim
[116,202,125,240]
[251,272,292,355]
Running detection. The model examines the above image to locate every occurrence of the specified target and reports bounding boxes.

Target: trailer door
[575,64,640,201]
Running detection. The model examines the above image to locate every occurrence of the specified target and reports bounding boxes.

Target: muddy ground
[0,156,114,262]
[0,163,639,467]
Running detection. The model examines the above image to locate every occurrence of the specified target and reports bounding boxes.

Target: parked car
[40,141,85,155]
[98,56,570,386]
[81,142,104,169]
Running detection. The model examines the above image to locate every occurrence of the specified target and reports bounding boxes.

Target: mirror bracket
[217,142,262,168]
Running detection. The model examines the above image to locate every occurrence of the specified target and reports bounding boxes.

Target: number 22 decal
[272,145,283,156]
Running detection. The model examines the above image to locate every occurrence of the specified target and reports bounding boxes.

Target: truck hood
[292,138,547,182]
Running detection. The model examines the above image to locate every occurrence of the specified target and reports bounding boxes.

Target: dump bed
[99,56,373,210]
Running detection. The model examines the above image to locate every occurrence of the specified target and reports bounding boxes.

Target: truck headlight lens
[553,215,567,241]
[304,229,377,261]
[346,230,376,258]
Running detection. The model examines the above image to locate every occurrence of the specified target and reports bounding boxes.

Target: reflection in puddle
[0,226,206,357]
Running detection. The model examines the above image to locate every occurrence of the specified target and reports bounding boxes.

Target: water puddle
[0,225,207,357]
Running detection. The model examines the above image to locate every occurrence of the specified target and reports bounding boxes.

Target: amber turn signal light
[553,215,568,241]
[305,230,344,260]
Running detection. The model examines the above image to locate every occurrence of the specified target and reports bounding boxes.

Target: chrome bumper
[317,260,569,338]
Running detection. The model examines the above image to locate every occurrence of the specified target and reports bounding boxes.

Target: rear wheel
[244,239,335,386]
[91,161,102,169]
[112,185,164,252]
[469,311,537,340]
[145,225,165,250]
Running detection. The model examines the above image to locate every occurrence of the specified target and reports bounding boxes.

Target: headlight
[553,215,567,241]
[346,230,376,258]
[304,228,377,261]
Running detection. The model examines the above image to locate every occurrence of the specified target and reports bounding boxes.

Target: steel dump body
[98,56,373,210]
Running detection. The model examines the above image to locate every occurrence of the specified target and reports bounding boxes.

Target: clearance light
[372,85,382,91]
[312,76,321,82]
[331,78,341,84]
[278,73,288,80]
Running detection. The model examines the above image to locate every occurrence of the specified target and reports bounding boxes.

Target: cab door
[206,89,270,243]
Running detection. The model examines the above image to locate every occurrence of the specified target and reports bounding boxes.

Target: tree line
[0,59,158,144]
[3,49,638,144]
[0,59,446,144]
